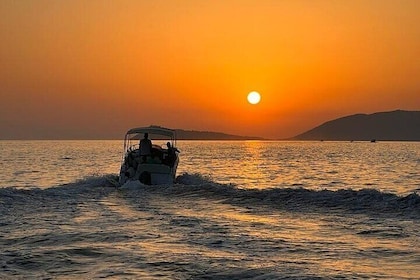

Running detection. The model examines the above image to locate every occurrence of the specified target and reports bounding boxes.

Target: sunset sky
[1,0,419,139]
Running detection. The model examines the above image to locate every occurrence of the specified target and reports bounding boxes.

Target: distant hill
[292,110,420,141]
[174,128,264,140]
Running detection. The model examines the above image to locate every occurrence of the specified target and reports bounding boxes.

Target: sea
[0,140,419,279]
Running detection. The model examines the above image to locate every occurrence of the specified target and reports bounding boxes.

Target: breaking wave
[1,173,419,220]
[175,173,420,219]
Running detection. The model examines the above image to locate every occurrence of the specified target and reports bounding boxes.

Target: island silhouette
[291,110,420,141]
[149,126,264,140]
[165,110,419,141]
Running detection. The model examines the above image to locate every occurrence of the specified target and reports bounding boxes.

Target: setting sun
[247,91,261,105]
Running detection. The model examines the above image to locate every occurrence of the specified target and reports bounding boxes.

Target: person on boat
[167,141,179,154]
[165,142,179,166]
[139,133,152,161]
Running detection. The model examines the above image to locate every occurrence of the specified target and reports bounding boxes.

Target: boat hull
[119,157,179,186]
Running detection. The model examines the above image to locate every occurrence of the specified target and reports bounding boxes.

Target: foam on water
[1,173,419,220]
[174,173,420,220]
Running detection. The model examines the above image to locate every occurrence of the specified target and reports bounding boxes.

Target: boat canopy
[125,126,176,138]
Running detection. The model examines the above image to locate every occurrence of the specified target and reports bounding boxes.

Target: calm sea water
[0,140,419,279]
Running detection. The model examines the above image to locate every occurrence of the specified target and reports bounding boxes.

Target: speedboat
[118,126,179,185]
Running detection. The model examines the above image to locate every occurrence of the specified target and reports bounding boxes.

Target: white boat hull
[119,158,178,186]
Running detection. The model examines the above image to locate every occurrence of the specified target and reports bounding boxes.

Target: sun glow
[247,91,261,105]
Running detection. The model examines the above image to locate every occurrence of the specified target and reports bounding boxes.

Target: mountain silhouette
[292,110,420,141]
[174,128,264,140]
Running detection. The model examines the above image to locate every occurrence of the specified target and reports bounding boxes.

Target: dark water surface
[0,140,419,279]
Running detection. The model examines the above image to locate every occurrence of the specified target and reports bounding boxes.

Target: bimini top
[125,126,176,138]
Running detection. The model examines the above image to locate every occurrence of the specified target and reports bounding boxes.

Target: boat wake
[1,173,418,220]
[175,173,420,220]
[1,173,419,279]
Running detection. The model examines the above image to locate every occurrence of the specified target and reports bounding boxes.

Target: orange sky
[1,0,419,139]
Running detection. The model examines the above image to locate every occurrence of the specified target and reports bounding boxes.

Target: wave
[1,173,418,220]
[0,175,117,211]
[174,173,420,219]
